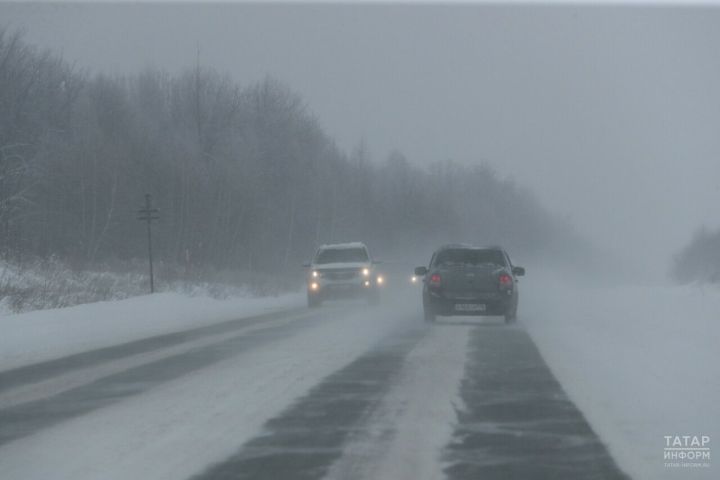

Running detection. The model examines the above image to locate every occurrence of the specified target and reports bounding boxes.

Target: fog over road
[0,289,627,480]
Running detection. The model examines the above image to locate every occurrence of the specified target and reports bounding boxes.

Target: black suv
[415,245,525,323]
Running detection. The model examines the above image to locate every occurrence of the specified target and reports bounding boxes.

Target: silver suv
[305,242,382,307]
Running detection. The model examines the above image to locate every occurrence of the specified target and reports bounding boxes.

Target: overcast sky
[3,3,720,279]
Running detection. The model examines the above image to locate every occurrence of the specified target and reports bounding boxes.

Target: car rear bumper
[423,291,513,316]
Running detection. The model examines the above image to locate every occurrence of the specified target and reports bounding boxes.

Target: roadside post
[137,194,160,293]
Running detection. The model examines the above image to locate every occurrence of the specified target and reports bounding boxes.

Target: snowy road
[0,295,629,479]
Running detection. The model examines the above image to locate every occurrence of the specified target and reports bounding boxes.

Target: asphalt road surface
[0,294,629,480]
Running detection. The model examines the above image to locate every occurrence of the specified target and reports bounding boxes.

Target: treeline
[671,227,720,283]
[0,29,587,275]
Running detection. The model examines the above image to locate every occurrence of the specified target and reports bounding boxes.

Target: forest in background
[0,28,590,284]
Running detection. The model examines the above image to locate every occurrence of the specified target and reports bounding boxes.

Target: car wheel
[367,290,381,305]
[308,294,322,308]
[504,306,517,324]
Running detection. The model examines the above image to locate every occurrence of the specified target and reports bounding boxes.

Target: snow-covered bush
[0,257,300,314]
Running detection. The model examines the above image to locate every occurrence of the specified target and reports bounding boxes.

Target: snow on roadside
[0,304,416,480]
[0,292,304,372]
[522,271,720,480]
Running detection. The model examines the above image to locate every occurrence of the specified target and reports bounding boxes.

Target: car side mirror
[302,262,311,268]
[512,266,525,276]
[414,266,428,276]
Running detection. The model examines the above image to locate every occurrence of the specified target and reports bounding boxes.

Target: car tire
[367,290,381,305]
[308,294,322,308]
[504,305,517,324]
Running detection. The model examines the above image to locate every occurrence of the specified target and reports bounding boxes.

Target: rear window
[315,247,369,264]
[433,249,506,267]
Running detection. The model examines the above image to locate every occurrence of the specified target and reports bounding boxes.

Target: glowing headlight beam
[362,268,370,277]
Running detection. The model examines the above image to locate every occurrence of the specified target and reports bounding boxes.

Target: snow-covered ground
[0,302,417,480]
[0,292,303,371]
[523,272,719,480]
[1,269,717,479]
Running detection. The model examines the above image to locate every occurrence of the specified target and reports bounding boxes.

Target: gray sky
[3,3,720,278]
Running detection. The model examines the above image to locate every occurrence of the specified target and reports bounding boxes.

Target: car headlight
[312,270,319,278]
[362,268,370,277]
[376,276,384,285]
[310,282,319,291]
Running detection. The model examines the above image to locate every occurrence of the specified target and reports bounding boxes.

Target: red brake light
[429,274,442,286]
[499,274,512,286]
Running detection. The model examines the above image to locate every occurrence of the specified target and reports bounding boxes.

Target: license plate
[455,303,486,312]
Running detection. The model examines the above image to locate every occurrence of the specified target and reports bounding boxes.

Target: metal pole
[145,194,155,294]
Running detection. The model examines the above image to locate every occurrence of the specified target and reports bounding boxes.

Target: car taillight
[429,273,442,286]
[499,273,513,287]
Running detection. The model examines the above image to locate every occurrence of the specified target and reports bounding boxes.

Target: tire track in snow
[0,305,417,480]
[0,307,308,393]
[443,325,630,480]
[0,311,318,409]
[191,322,428,480]
[323,323,470,480]
[0,309,336,447]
